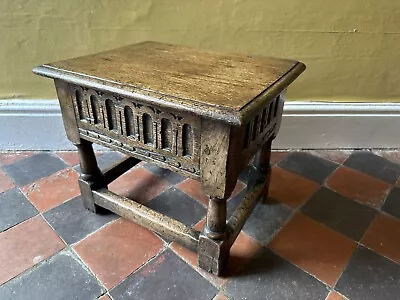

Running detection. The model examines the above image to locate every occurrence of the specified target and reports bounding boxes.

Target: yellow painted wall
[1,0,400,102]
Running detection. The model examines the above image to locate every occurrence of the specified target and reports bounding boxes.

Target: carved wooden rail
[241,94,283,164]
[70,85,201,178]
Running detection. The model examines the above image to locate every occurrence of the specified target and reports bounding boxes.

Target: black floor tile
[2,153,67,186]
[110,250,217,300]
[74,151,126,174]
[228,194,291,243]
[243,199,291,244]
[0,188,38,232]
[344,151,400,184]
[302,187,377,241]
[382,187,400,219]
[143,163,186,185]
[336,246,400,300]
[43,196,118,244]
[146,187,206,227]
[96,151,126,170]
[0,250,104,300]
[278,152,338,184]
[225,247,329,300]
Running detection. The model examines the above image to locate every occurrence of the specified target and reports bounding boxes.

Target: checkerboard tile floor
[0,150,399,300]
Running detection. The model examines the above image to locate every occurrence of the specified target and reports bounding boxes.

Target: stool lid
[33,42,305,125]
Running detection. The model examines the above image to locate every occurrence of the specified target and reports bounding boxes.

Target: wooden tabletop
[34,42,305,123]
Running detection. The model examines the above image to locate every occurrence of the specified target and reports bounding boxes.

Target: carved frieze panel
[241,95,282,161]
[70,85,201,175]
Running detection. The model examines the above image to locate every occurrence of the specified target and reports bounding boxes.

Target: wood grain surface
[36,42,298,110]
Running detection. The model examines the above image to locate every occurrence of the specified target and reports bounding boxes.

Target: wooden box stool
[33,42,305,275]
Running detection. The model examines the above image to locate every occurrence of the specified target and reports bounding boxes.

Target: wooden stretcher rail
[92,188,200,250]
[226,180,265,248]
[102,156,141,184]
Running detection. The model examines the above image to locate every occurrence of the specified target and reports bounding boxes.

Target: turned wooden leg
[75,140,104,213]
[253,139,272,200]
[199,196,229,275]
[205,197,227,240]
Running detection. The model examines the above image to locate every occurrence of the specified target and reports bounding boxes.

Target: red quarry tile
[193,218,205,231]
[270,151,289,165]
[326,291,346,300]
[176,179,208,205]
[269,166,319,208]
[309,150,351,164]
[327,166,391,208]
[98,294,112,300]
[361,213,400,264]
[21,168,80,212]
[171,220,262,287]
[0,216,64,285]
[269,213,356,287]
[56,151,80,166]
[176,179,245,206]
[73,218,164,289]
[0,152,36,167]
[0,169,14,193]
[56,151,103,167]
[109,167,170,203]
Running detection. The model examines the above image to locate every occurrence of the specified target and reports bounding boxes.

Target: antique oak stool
[33,42,305,275]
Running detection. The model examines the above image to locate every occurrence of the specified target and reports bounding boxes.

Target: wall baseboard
[1,99,399,150]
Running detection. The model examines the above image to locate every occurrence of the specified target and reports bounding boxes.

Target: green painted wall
[1,0,400,102]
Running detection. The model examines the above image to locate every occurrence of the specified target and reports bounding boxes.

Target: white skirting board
[0,99,399,150]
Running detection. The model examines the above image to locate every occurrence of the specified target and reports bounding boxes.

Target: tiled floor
[0,150,399,300]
